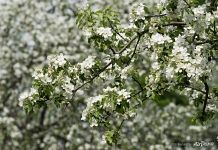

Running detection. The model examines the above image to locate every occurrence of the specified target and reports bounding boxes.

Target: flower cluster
[81,86,132,127]
[96,27,113,39]
[150,33,172,45]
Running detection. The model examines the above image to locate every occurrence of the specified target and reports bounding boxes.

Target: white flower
[18,91,29,106]
[87,95,104,106]
[207,104,217,112]
[121,66,131,79]
[192,5,206,16]
[114,54,120,59]
[47,53,67,69]
[81,95,104,121]
[150,33,172,45]
[151,62,160,70]
[194,45,203,54]
[61,76,75,99]
[122,48,132,57]
[165,66,174,79]
[33,69,52,83]
[18,88,37,106]
[213,8,218,18]
[206,12,214,23]
[103,86,118,92]
[135,3,145,18]
[62,83,74,94]
[79,56,96,72]
[117,89,131,99]
[160,0,167,3]
[96,27,113,39]
[56,53,67,66]
[120,23,137,30]
[45,74,53,83]
[84,30,92,38]
[29,88,37,95]
[90,118,98,127]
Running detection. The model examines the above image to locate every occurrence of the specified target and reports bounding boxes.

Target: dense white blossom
[192,5,206,16]
[47,53,67,69]
[62,76,75,99]
[150,33,172,45]
[18,88,37,106]
[79,56,96,72]
[96,27,113,39]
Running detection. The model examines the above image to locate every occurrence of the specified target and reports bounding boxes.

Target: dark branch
[163,22,186,27]
[126,34,141,65]
[132,76,143,91]
[182,0,191,8]
[144,14,167,18]
[107,18,128,42]
[202,81,209,117]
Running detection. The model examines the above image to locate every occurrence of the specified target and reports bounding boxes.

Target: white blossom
[96,27,113,39]
[192,5,206,16]
[47,53,67,69]
[150,33,172,45]
[79,56,96,72]
[117,89,130,99]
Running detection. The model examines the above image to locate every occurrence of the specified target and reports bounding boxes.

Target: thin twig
[185,85,206,94]
[119,29,148,54]
[117,119,125,132]
[183,0,191,8]
[108,45,117,54]
[144,14,167,18]
[132,76,143,91]
[196,39,218,45]
[202,81,209,117]
[107,18,128,42]
[73,62,112,93]
[119,35,138,54]
[163,22,186,27]
[126,34,141,65]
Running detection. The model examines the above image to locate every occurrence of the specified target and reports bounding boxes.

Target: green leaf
[105,130,114,145]
[153,91,189,107]
[104,130,120,145]
[23,99,34,113]
[166,0,178,12]
[191,0,206,6]
[212,87,218,97]
[116,100,129,114]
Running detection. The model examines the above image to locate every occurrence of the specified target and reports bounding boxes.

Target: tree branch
[73,30,148,94]
[126,34,141,66]
[107,18,128,42]
[202,81,209,117]
[73,62,112,93]
[132,76,143,91]
[119,30,148,54]
[182,0,191,8]
[163,22,186,27]
[144,14,167,18]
